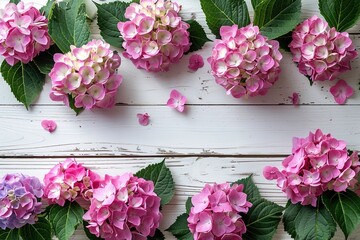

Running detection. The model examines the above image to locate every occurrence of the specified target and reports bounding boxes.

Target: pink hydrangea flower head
[187,182,252,240]
[188,54,204,71]
[41,119,57,133]
[264,129,360,206]
[0,2,51,65]
[167,89,186,112]
[49,39,123,109]
[43,158,100,206]
[330,79,354,104]
[0,173,43,229]
[118,0,191,72]
[208,24,283,98]
[83,173,162,239]
[289,16,358,82]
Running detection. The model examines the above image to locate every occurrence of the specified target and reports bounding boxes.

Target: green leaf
[32,45,61,75]
[48,201,84,240]
[95,1,129,49]
[283,201,336,240]
[242,198,284,240]
[48,0,91,53]
[9,0,20,4]
[200,0,250,38]
[166,213,193,240]
[319,0,360,32]
[185,20,211,53]
[253,0,301,40]
[135,160,175,206]
[147,229,165,240]
[40,0,55,19]
[0,228,20,240]
[1,61,45,109]
[185,197,192,214]
[233,175,261,200]
[322,190,360,239]
[68,94,84,115]
[251,0,264,9]
[83,221,103,240]
[20,217,52,240]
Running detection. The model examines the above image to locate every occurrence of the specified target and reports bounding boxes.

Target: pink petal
[330,79,354,105]
[137,113,150,126]
[289,92,300,105]
[41,120,57,133]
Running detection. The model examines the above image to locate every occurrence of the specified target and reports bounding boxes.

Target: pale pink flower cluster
[0,173,43,230]
[208,24,282,98]
[289,16,358,82]
[83,173,162,239]
[264,129,360,207]
[0,2,51,65]
[43,158,100,207]
[49,39,122,109]
[187,183,252,240]
[118,0,191,72]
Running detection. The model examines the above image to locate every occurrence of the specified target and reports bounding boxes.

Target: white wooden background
[0,0,360,239]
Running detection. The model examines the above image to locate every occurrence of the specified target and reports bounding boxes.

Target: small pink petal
[41,120,57,133]
[188,54,204,71]
[137,113,150,126]
[289,92,300,105]
[167,90,186,112]
[330,79,354,105]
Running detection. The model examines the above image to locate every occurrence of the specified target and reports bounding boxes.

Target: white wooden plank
[0,157,358,239]
[0,105,360,156]
[1,3,359,106]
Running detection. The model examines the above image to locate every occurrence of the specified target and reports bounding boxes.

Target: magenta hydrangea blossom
[187,182,252,240]
[0,173,43,230]
[0,2,51,65]
[118,0,191,72]
[49,39,123,109]
[83,173,162,239]
[289,16,358,82]
[43,158,100,207]
[208,24,282,99]
[264,129,360,207]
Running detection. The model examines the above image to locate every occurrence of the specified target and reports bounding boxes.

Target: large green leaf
[200,0,250,38]
[283,202,336,240]
[135,160,175,206]
[9,0,20,4]
[185,197,192,214]
[32,45,61,75]
[1,61,45,109]
[242,198,284,240]
[95,1,129,49]
[40,0,55,19]
[0,228,20,240]
[20,217,52,240]
[186,20,211,53]
[147,229,165,240]
[253,0,301,40]
[233,175,261,200]
[322,190,360,239]
[251,0,264,9]
[319,0,360,32]
[48,201,84,240]
[48,0,91,53]
[166,213,193,240]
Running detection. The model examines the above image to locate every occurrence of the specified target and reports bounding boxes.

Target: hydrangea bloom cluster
[289,16,358,82]
[208,24,282,98]
[83,173,162,239]
[0,2,51,65]
[0,173,43,230]
[187,182,252,240]
[118,0,191,72]
[49,39,122,109]
[264,129,360,207]
[43,158,100,206]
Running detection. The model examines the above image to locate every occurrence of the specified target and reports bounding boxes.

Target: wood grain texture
[0,0,360,239]
[0,157,359,240]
